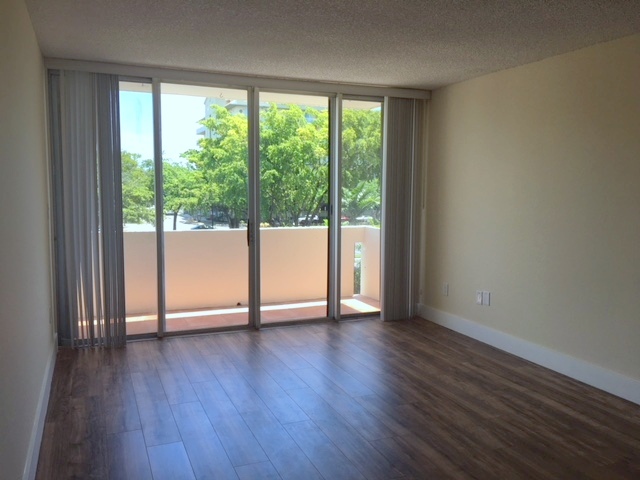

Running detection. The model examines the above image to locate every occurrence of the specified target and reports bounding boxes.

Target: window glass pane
[340,99,382,316]
[119,81,158,335]
[161,84,249,332]
[259,92,330,323]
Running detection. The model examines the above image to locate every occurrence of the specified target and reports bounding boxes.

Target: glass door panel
[340,99,382,316]
[119,81,158,336]
[161,84,249,332]
[259,92,330,323]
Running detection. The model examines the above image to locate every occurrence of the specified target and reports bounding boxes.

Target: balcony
[124,225,380,334]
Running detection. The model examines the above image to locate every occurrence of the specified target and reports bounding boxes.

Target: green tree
[121,151,154,224]
[163,161,201,230]
[341,179,380,221]
[341,109,382,221]
[184,103,380,228]
[260,104,328,226]
[185,106,248,228]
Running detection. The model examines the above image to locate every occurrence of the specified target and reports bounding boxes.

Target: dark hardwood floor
[37,318,640,479]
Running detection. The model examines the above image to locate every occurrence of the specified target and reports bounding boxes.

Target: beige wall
[0,0,56,478]
[424,34,640,380]
[124,226,381,314]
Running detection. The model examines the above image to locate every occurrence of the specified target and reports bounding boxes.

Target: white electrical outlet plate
[442,283,449,296]
[476,291,483,305]
[483,291,491,306]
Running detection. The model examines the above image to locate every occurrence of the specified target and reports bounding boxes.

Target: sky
[119,91,207,163]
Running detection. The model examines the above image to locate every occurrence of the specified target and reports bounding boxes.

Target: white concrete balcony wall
[123,226,380,315]
[261,227,328,304]
[362,226,381,300]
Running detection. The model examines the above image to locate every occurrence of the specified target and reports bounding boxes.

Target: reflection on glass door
[160,84,249,332]
[340,99,382,316]
[119,81,158,335]
[259,92,330,323]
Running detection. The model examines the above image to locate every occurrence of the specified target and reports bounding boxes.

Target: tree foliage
[163,161,201,230]
[121,151,154,224]
[184,106,248,228]
[121,103,382,229]
[341,109,382,221]
[260,104,329,226]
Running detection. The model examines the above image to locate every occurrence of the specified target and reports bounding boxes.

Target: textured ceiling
[25,0,640,90]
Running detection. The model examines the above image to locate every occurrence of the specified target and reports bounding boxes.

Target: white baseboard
[417,304,640,406]
[23,346,56,480]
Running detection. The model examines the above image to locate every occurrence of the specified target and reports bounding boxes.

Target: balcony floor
[126,295,380,335]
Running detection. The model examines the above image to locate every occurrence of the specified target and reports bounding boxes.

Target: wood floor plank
[210,413,269,467]
[131,370,166,403]
[71,349,105,399]
[292,348,374,397]
[235,461,281,480]
[103,371,141,435]
[353,394,414,437]
[157,365,199,405]
[147,442,196,480]
[294,367,396,440]
[170,336,219,383]
[255,354,309,391]
[48,395,107,479]
[241,409,323,480]
[371,433,470,480]
[192,378,239,423]
[263,391,310,424]
[136,397,182,447]
[171,401,239,480]
[126,340,159,373]
[106,430,152,480]
[231,361,289,397]
[287,387,402,479]
[230,361,309,423]
[204,354,266,414]
[37,318,640,479]
[43,349,75,423]
[284,420,366,480]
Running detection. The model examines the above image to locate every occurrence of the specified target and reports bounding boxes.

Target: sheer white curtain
[51,70,126,347]
[381,97,424,321]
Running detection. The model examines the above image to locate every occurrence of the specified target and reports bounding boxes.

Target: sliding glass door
[160,84,250,333]
[339,99,382,317]
[119,82,383,336]
[119,81,158,335]
[259,92,330,323]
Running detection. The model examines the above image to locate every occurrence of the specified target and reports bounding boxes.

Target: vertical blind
[51,70,126,347]
[381,97,424,321]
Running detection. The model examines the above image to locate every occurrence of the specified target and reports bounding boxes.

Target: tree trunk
[172,211,178,231]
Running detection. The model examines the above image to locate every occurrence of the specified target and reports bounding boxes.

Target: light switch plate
[482,291,491,306]
[476,290,483,305]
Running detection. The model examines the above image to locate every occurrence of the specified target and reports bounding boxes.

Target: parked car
[298,215,321,226]
[191,223,212,230]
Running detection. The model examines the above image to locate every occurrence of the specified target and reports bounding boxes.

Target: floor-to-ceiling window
[258,92,331,324]
[119,81,158,335]
[160,84,250,333]
[118,81,384,336]
[339,99,382,317]
[50,61,427,346]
